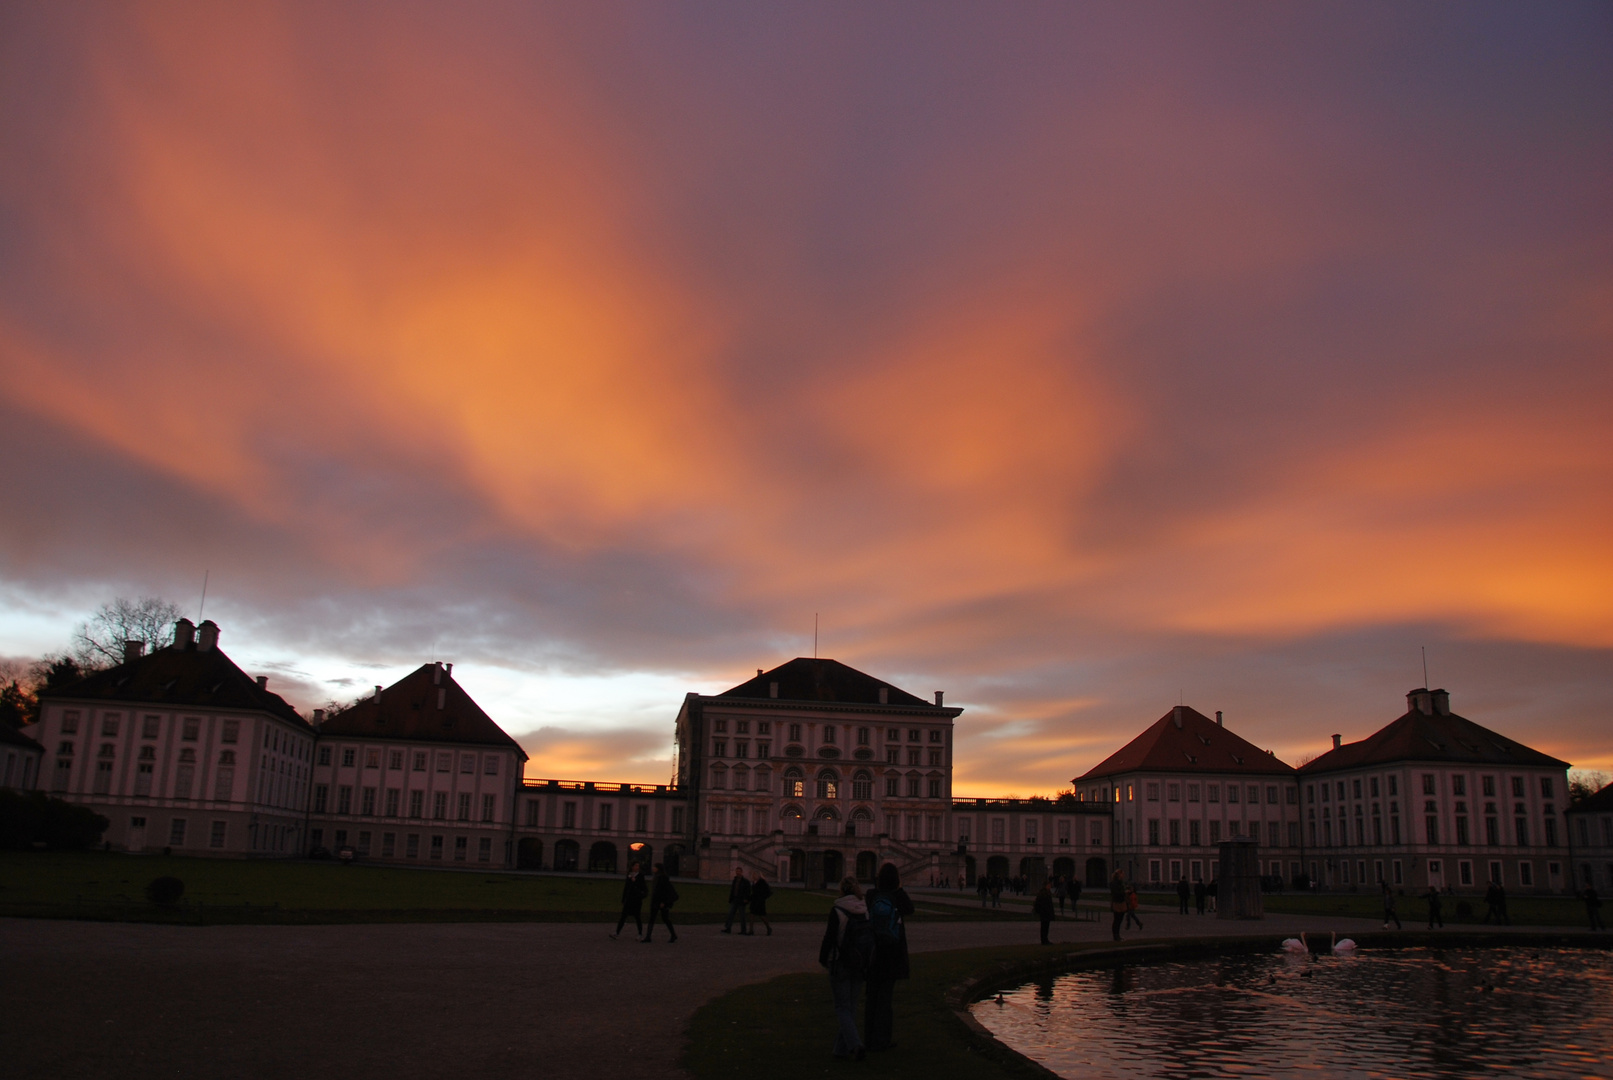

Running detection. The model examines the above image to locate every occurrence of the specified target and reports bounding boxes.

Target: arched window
[784,766,805,799]
[816,769,840,800]
[782,804,804,836]
[852,770,873,800]
[814,805,841,821]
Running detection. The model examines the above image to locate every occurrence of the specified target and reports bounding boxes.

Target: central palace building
[20,621,1600,896]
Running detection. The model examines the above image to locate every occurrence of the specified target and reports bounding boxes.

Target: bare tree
[70,597,184,670]
[1570,769,1612,803]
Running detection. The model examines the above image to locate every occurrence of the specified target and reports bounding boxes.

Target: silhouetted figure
[1381,881,1401,930]
[1125,883,1144,930]
[1034,881,1056,944]
[1176,876,1190,915]
[977,874,989,907]
[1482,881,1510,924]
[1054,875,1067,914]
[643,863,678,943]
[610,862,647,939]
[1194,879,1207,915]
[1069,878,1083,915]
[864,862,913,1052]
[748,870,773,935]
[1585,886,1604,931]
[1109,870,1127,941]
[1425,886,1443,929]
[819,876,871,1060]
[721,867,751,934]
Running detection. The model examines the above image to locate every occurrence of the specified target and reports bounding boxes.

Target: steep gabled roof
[0,723,43,751]
[318,663,526,756]
[39,632,308,728]
[1075,705,1295,781]
[1299,691,1568,774]
[713,658,945,710]
[1567,783,1613,816]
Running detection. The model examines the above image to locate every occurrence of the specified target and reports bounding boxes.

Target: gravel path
[0,908,1488,1080]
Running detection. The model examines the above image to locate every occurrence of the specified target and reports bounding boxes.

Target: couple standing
[819,863,913,1061]
[721,867,774,936]
[610,862,680,943]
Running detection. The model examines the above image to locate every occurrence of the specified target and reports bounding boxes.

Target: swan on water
[1280,932,1308,953]
[1331,931,1356,954]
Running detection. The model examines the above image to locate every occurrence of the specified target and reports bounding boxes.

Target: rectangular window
[457,792,472,821]
[757,741,770,758]
[384,788,400,816]
[992,818,1005,843]
[563,801,577,828]
[389,750,403,770]
[1188,784,1200,802]
[1248,785,1260,804]
[1453,775,1467,796]
[341,747,356,767]
[1146,782,1160,801]
[789,724,802,742]
[430,834,444,859]
[437,753,451,773]
[1269,822,1281,847]
[381,832,395,857]
[317,746,331,766]
[928,777,942,798]
[857,727,870,746]
[337,786,352,814]
[208,821,227,848]
[361,787,376,815]
[907,777,921,797]
[1167,783,1180,802]
[525,801,541,827]
[1422,774,1436,795]
[484,755,499,775]
[454,836,468,861]
[1168,819,1180,845]
[885,777,898,797]
[169,818,187,846]
[1025,820,1038,844]
[93,760,113,794]
[406,833,420,858]
[357,831,372,856]
[1189,820,1201,846]
[822,726,836,745]
[433,791,448,820]
[712,739,727,757]
[1210,820,1221,844]
[460,754,474,774]
[1208,784,1220,803]
[365,749,380,769]
[482,794,497,823]
[408,789,424,818]
[142,715,160,738]
[181,718,200,741]
[1540,777,1554,799]
[670,808,684,832]
[313,784,328,813]
[1149,859,1161,883]
[213,767,234,801]
[1227,785,1239,804]
[478,837,492,862]
[1057,819,1070,844]
[1518,861,1533,886]
[1482,775,1496,797]
[634,805,648,831]
[1268,786,1279,805]
[1148,819,1160,845]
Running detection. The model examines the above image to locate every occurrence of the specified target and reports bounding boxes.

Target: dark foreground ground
[7,908,1595,1080]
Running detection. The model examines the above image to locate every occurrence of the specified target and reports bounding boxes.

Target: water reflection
[971,947,1613,1079]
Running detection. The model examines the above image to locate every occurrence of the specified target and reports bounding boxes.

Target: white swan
[1281,932,1308,953]
[1331,931,1356,955]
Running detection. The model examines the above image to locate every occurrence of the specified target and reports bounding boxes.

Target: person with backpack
[818,876,873,1061]
[864,863,913,1052]
[748,869,773,936]
[1033,881,1056,944]
[643,863,678,943]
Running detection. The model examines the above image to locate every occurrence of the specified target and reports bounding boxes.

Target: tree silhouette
[70,596,183,669]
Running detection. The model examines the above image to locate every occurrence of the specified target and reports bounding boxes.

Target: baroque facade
[15,622,1590,894]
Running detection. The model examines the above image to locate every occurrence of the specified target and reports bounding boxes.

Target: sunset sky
[2,3,1609,793]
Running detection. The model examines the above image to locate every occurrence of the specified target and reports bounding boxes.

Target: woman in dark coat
[643,863,678,943]
[748,870,773,936]
[863,862,914,1052]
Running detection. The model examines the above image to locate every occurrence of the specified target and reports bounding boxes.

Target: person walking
[1033,881,1056,944]
[1194,878,1207,915]
[1054,875,1067,915]
[1207,877,1218,913]
[818,876,872,1061]
[1069,877,1083,917]
[864,863,913,1052]
[1585,885,1605,931]
[721,867,751,935]
[977,873,990,908]
[1424,886,1443,929]
[610,862,647,940]
[1381,881,1401,930]
[990,875,1003,909]
[1176,876,1190,915]
[748,870,773,936]
[1124,882,1144,931]
[1109,870,1127,941]
[643,862,678,943]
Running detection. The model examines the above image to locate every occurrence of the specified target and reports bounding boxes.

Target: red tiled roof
[318,663,527,756]
[715,658,948,710]
[1299,695,1568,774]
[1075,706,1295,781]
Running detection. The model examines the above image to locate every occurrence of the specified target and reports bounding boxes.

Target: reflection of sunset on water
[1,5,1609,787]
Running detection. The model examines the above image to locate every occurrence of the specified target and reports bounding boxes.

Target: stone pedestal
[1217,838,1263,919]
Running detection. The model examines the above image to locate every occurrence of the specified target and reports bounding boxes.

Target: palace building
[15,621,1587,894]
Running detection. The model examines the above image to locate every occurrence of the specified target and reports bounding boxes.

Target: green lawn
[0,851,844,923]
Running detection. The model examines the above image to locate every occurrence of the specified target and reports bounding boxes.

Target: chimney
[374,684,383,700]
[757,669,764,679]
[174,618,196,649]
[878,687,888,705]
[313,708,325,725]
[769,681,779,699]
[934,691,944,706]
[1408,688,1433,715]
[1216,710,1223,726]
[1331,733,1342,750]
[1173,705,1184,728]
[437,688,446,710]
[1431,688,1451,716]
[445,663,452,678]
[196,620,220,652]
[434,663,442,685]
[123,640,146,664]
[256,675,268,690]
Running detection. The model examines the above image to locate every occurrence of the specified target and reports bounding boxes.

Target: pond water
[971,946,1613,1080]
